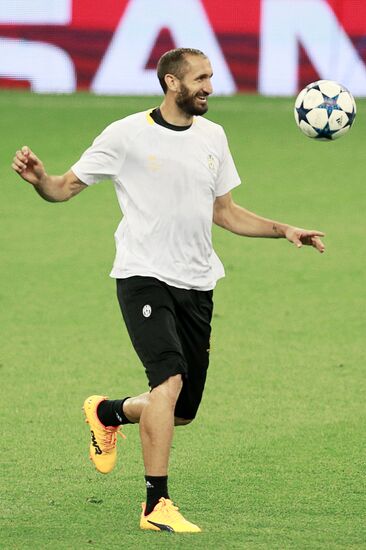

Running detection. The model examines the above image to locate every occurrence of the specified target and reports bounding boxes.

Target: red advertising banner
[1,0,366,95]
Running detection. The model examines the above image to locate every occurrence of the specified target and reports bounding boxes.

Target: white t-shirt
[71,109,241,290]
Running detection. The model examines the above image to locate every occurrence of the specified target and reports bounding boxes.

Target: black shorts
[116,276,213,420]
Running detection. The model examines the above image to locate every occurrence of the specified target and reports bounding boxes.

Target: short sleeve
[71,121,125,186]
[215,128,241,197]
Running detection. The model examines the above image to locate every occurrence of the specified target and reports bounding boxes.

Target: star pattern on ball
[318,94,340,116]
[347,109,356,126]
[314,124,334,140]
[295,104,311,124]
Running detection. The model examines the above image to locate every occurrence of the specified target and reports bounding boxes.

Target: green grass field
[1,91,365,549]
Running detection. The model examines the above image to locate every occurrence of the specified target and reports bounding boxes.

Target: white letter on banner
[0,0,71,24]
[259,0,366,96]
[92,0,236,95]
[0,1,75,92]
[0,38,76,93]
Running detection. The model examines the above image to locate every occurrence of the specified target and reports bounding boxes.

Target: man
[12,48,325,533]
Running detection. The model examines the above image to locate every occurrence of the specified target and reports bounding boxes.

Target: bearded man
[12,48,325,533]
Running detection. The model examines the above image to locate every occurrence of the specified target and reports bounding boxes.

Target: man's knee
[150,374,183,407]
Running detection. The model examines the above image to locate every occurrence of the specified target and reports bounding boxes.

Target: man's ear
[164,73,180,93]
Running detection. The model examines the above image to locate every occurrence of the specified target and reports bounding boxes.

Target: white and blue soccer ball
[294,80,356,140]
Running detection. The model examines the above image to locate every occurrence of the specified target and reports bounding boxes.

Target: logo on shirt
[147,155,161,172]
[142,304,152,318]
[208,154,217,172]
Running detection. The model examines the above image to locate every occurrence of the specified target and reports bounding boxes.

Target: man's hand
[285,227,325,253]
[12,146,46,186]
[12,146,87,202]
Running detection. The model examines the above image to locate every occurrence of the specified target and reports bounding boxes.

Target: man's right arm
[12,146,87,202]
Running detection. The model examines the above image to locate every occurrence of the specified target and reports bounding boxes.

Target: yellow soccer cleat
[140,498,202,533]
[83,395,125,474]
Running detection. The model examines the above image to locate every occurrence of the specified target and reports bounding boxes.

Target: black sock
[144,475,169,515]
[97,398,133,427]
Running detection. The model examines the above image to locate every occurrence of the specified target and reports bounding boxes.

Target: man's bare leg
[137,373,202,531]
[123,393,149,423]
[139,374,182,475]
[123,390,192,427]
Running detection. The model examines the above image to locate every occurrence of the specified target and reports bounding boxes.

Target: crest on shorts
[142,304,152,318]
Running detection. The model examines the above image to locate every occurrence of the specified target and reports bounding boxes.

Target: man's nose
[203,80,213,95]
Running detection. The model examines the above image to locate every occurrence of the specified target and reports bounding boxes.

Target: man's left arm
[213,192,325,253]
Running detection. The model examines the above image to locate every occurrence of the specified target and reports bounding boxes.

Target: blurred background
[1,0,366,97]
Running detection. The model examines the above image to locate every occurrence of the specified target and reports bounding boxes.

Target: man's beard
[175,83,209,116]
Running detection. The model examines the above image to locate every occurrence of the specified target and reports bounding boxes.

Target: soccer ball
[294,80,356,140]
